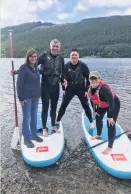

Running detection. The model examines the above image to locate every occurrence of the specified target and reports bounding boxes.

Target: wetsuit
[57,61,93,123]
[89,85,120,148]
[37,52,64,128]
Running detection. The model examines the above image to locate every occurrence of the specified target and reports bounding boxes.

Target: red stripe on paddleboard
[111,153,127,161]
[36,146,48,152]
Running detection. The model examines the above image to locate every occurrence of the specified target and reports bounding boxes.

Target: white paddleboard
[82,111,131,179]
[21,112,64,167]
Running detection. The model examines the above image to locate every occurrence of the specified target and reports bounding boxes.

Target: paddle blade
[11,127,20,150]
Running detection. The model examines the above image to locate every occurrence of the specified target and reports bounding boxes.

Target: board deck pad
[84,114,121,141]
[37,112,59,135]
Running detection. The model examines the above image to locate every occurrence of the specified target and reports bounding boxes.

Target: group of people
[13,39,120,155]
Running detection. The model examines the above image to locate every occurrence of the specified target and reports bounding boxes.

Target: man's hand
[62,79,67,87]
[84,92,88,97]
[63,91,65,95]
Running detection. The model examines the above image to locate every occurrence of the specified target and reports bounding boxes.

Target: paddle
[8,30,20,150]
[88,128,131,151]
[56,128,131,166]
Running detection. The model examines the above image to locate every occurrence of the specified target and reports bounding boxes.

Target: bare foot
[102,147,112,155]
[91,135,100,140]
[43,129,48,137]
[52,126,61,134]
[55,121,60,125]
[90,122,95,129]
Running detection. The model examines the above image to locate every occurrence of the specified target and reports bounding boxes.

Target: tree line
[1,16,131,58]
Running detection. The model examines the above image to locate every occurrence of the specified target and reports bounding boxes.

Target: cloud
[1,0,131,28]
[125,8,131,15]
[107,8,131,16]
[37,0,59,11]
[74,0,89,12]
[88,0,131,8]
[27,1,38,12]
[75,4,88,12]
[0,0,38,28]
[0,0,61,28]
[56,6,64,12]
[75,0,131,12]
[56,13,70,20]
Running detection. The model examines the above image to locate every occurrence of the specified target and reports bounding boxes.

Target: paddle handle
[8,30,18,127]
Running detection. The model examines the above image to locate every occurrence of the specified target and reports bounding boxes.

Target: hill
[1,16,131,58]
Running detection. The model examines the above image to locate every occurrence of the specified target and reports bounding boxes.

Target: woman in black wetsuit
[87,71,120,155]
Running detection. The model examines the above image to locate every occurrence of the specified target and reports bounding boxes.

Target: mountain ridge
[1,15,131,58]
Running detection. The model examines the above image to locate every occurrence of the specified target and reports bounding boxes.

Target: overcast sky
[1,0,131,28]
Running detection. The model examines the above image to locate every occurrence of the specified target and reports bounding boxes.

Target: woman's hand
[10,70,17,76]
[93,112,100,117]
[107,118,115,126]
[20,100,27,106]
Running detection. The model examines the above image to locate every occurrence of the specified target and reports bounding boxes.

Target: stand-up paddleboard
[21,112,64,167]
[82,111,131,179]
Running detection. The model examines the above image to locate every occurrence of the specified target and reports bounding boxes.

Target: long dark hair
[24,48,38,64]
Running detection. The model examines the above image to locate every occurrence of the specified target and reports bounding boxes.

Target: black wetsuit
[57,61,93,123]
[37,52,64,128]
[90,85,120,148]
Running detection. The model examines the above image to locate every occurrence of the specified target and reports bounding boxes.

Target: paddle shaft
[8,30,18,127]
[88,129,130,151]
[57,129,130,166]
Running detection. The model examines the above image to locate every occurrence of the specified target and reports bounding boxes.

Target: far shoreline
[1,56,131,59]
